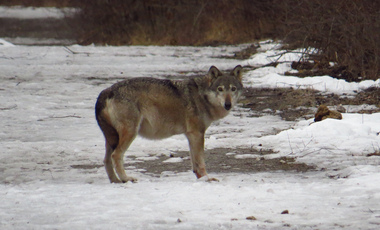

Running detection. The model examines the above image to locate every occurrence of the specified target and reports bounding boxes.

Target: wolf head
[205,65,243,111]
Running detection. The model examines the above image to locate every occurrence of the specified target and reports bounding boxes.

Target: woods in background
[3,0,380,81]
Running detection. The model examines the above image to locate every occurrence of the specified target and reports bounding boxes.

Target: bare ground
[123,148,314,177]
[72,147,314,178]
[241,86,380,121]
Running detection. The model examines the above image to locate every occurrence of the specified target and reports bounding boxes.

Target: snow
[163,158,184,163]
[1,37,380,230]
[246,72,380,94]
[0,38,15,47]
[0,6,77,19]
[1,37,75,46]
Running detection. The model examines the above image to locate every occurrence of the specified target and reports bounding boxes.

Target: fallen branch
[63,46,91,55]
[242,62,283,71]
[38,114,82,121]
[0,105,17,110]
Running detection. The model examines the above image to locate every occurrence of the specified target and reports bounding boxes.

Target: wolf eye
[217,86,224,92]
[231,86,237,92]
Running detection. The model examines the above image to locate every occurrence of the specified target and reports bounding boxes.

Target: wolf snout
[224,101,232,110]
[224,94,232,110]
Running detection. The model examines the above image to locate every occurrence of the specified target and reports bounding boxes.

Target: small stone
[246,216,257,220]
[336,105,346,113]
[281,210,289,214]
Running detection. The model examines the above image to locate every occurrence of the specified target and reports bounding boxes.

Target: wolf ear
[208,66,222,79]
[206,66,223,86]
[231,65,243,82]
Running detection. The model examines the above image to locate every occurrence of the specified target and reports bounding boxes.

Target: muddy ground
[125,148,313,178]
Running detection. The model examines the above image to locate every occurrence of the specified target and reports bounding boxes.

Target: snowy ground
[0,6,77,46]
[0,6,77,19]
[1,38,380,229]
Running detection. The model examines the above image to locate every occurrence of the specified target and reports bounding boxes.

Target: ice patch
[235,154,258,159]
[163,157,184,163]
[136,156,159,161]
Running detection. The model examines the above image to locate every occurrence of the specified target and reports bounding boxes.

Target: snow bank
[0,38,14,47]
[0,6,77,19]
[259,113,380,170]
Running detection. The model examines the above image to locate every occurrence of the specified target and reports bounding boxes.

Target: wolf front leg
[186,131,219,182]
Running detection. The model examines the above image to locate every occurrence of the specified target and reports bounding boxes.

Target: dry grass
[67,0,277,46]
[278,0,380,81]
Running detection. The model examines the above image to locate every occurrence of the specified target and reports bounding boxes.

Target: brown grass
[68,0,278,46]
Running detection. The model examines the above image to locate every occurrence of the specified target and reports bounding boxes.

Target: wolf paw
[194,168,207,179]
[110,179,122,184]
[206,177,219,182]
[121,176,138,183]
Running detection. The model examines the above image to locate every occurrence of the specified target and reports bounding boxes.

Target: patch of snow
[0,6,78,19]
[3,37,75,46]
[259,113,380,170]
[137,156,160,161]
[343,104,378,113]
[163,157,184,163]
[235,154,258,159]
[245,72,380,94]
[0,38,14,47]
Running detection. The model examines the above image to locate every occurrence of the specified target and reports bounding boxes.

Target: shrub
[278,0,380,81]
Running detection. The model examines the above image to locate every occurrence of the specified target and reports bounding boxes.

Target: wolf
[95,65,243,183]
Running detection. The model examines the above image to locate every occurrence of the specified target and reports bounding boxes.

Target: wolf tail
[95,89,119,155]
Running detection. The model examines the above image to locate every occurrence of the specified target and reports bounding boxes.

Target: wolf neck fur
[178,77,229,124]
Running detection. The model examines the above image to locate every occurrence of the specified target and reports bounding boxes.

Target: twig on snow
[38,114,82,121]
[0,104,17,110]
[63,46,91,55]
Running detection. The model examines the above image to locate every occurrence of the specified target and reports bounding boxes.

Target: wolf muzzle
[224,95,232,111]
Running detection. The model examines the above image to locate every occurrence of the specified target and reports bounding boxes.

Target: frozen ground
[0,6,77,19]
[1,38,380,229]
[0,6,77,46]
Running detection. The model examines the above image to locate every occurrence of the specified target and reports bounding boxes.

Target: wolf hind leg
[104,142,122,183]
[112,127,138,183]
[97,112,122,183]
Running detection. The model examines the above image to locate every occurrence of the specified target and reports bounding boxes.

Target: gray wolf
[95,65,243,183]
